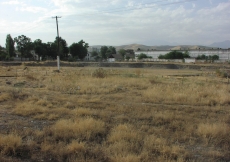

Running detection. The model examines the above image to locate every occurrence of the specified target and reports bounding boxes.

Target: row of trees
[196,54,219,61]
[158,51,220,61]
[91,46,117,60]
[2,34,134,61]
[91,47,135,61]
[1,34,89,61]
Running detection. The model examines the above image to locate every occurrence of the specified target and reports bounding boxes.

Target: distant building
[184,58,196,63]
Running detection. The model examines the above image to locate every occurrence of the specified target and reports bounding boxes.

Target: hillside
[210,40,230,49]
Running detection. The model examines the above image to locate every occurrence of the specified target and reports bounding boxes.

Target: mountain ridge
[209,40,230,49]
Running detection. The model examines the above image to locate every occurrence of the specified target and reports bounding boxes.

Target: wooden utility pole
[52,16,61,71]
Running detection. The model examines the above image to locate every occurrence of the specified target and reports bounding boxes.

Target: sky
[0,0,229,47]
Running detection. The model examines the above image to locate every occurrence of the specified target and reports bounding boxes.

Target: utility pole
[52,16,61,71]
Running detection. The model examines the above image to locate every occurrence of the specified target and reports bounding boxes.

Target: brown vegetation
[0,65,230,161]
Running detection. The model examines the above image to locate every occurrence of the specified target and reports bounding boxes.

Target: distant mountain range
[209,40,230,49]
[90,40,230,51]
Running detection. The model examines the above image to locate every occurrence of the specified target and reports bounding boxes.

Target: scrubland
[0,64,230,162]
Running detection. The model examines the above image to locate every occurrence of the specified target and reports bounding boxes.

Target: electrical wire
[64,0,196,18]
[10,0,196,35]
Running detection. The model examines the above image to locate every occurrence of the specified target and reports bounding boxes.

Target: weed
[50,118,105,141]
[1,66,230,161]
[92,68,107,78]
[0,134,22,155]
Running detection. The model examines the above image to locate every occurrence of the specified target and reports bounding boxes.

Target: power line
[7,0,196,35]
[64,0,196,18]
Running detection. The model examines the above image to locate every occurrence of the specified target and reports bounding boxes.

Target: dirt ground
[0,63,230,162]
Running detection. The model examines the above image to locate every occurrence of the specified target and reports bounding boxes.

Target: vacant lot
[0,64,229,162]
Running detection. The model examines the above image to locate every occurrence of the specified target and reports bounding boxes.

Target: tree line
[0,34,133,61]
[158,51,219,60]
[91,46,135,61]
[0,34,89,61]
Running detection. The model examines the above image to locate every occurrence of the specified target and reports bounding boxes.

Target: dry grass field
[0,63,230,162]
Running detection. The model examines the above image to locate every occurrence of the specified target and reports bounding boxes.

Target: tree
[100,46,108,59]
[196,54,206,60]
[45,42,57,59]
[183,50,190,58]
[158,51,190,59]
[138,53,149,60]
[211,55,219,60]
[108,46,116,54]
[118,49,126,59]
[54,37,69,60]
[91,51,101,61]
[0,46,7,60]
[100,46,116,59]
[91,51,99,57]
[69,40,89,60]
[33,39,45,60]
[14,35,32,60]
[126,49,134,55]
[196,54,219,61]
[5,34,14,58]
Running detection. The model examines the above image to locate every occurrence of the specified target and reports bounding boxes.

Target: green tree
[54,37,69,60]
[45,42,57,59]
[183,50,190,58]
[158,51,190,59]
[14,35,32,60]
[106,46,116,58]
[109,46,116,54]
[5,34,15,58]
[118,49,126,59]
[138,53,148,60]
[33,39,45,60]
[100,46,116,59]
[211,55,219,60]
[91,51,101,61]
[91,51,99,57]
[100,46,108,59]
[196,54,206,60]
[0,46,7,60]
[69,40,89,60]
[126,49,134,55]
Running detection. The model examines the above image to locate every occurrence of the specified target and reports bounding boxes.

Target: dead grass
[0,66,230,161]
[0,134,22,155]
[50,118,105,141]
[197,123,229,138]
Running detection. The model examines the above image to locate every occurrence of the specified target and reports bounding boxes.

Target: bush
[216,69,228,78]
[92,68,107,78]
[158,51,190,59]
[137,53,152,60]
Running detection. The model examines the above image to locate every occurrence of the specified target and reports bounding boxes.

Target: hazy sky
[0,0,229,47]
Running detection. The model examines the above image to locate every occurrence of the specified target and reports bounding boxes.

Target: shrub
[137,53,149,60]
[216,69,228,78]
[158,51,190,59]
[50,118,105,141]
[92,68,107,78]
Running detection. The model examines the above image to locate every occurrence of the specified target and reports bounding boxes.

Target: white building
[184,58,196,63]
